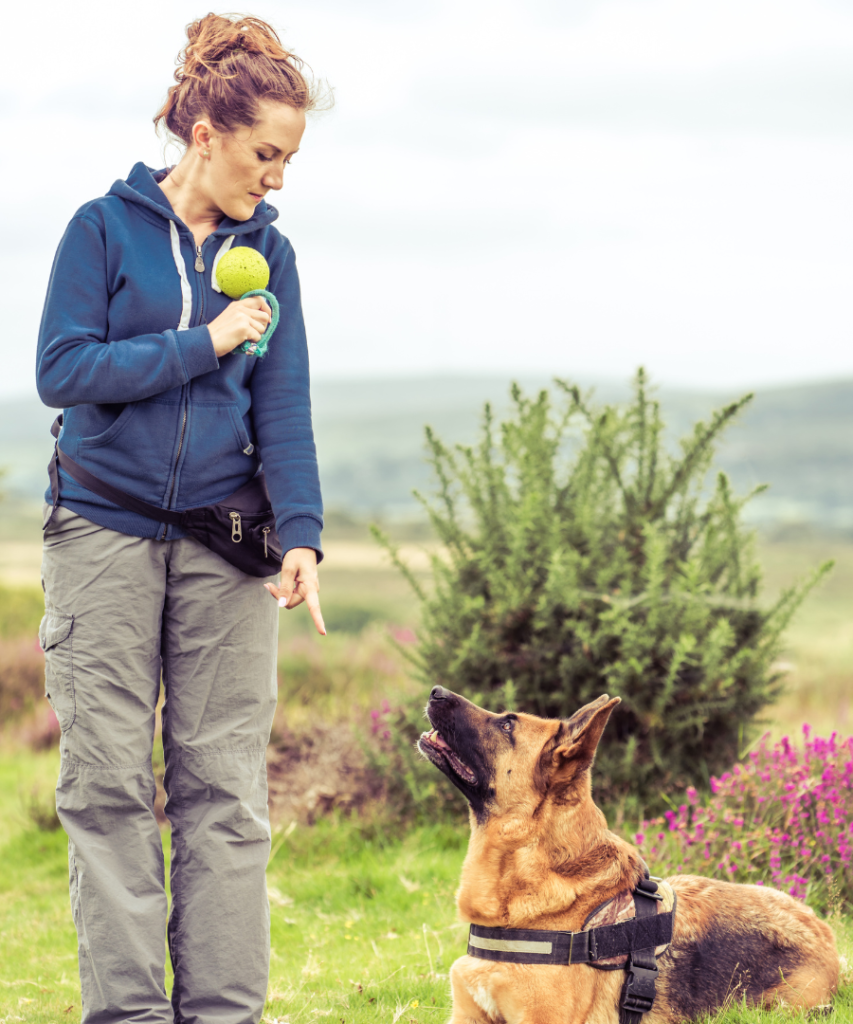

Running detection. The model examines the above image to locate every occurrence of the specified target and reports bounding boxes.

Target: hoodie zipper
[161,235,206,539]
[160,405,187,540]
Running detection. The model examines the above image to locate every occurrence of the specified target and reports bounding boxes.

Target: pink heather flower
[637,728,851,907]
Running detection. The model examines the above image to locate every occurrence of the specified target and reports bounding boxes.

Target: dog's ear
[541,696,621,795]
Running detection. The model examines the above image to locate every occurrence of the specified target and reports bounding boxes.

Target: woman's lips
[250,193,263,203]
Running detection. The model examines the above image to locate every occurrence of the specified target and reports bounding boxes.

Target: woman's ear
[191,119,215,158]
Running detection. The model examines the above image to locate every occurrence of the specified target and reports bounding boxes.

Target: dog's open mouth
[419,728,477,785]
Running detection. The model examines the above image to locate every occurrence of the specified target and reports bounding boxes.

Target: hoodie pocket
[77,403,137,449]
[74,398,179,501]
[176,404,258,507]
[39,610,75,732]
[228,406,255,455]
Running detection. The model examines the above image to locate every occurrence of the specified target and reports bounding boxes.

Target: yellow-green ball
[216,247,270,299]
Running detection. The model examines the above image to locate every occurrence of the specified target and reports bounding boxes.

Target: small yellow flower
[345,920,354,928]
[411,1000,419,1008]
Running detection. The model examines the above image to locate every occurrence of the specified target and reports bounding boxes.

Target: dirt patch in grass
[266,720,384,826]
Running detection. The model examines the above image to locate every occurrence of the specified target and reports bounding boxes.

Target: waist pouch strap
[45,415,283,578]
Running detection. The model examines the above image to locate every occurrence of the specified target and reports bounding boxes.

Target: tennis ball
[216,247,271,299]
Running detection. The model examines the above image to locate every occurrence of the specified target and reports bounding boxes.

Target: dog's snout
[430,685,449,701]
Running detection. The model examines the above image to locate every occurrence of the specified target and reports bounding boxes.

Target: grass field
[2,773,852,1024]
[1,521,852,1022]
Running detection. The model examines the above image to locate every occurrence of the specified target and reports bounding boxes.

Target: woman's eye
[257,153,272,162]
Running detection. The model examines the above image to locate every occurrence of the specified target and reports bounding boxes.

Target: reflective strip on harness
[469,934,554,956]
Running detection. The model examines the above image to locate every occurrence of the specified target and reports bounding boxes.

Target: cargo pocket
[39,610,75,732]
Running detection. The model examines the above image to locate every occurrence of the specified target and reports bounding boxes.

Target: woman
[35,14,325,1024]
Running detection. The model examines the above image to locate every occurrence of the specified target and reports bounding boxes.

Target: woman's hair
[154,12,326,146]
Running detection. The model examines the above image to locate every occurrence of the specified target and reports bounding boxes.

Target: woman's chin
[219,199,259,222]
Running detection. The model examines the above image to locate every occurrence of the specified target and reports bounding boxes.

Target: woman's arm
[36,213,219,408]
[250,237,324,562]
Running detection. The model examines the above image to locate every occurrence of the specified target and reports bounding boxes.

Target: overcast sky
[3,0,852,397]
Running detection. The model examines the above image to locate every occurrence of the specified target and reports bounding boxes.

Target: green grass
[1,753,851,1024]
[0,778,467,1024]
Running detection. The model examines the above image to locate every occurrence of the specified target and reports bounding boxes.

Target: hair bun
[154,12,331,147]
[178,13,296,81]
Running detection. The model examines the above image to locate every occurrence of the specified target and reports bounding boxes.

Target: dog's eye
[501,720,513,733]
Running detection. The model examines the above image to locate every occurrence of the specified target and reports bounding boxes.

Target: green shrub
[374,371,830,810]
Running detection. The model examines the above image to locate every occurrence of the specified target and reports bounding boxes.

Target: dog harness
[466,877,675,1024]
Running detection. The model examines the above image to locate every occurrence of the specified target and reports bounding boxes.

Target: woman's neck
[158,156,224,248]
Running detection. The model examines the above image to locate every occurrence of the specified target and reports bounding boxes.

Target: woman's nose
[262,167,284,191]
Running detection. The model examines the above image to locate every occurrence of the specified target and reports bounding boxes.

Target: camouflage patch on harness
[582,880,675,967]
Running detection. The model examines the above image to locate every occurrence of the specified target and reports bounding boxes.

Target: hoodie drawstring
[169,222,193,332]
[168,227,237,330]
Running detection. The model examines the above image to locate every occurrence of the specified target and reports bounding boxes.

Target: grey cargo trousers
[41,505,279,1024]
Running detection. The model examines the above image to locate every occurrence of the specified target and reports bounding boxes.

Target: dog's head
[418,686,620,823]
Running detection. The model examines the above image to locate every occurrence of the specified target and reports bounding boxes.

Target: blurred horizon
[4,373,852,528]
[3,0,852,396]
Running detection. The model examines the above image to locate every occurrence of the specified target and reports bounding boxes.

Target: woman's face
[203,100,306,222]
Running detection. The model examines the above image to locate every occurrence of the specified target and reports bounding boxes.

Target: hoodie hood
[107,161,280,236]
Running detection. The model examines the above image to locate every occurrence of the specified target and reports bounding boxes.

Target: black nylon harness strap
[466,899,673,967]
[466,881,672,1023]
[619,883,662,1024]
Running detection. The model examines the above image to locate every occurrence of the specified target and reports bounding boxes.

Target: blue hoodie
[36,162,323,557]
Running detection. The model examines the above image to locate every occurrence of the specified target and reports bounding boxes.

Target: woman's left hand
[264,547,325,635]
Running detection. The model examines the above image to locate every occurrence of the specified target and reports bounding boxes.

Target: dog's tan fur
[419,689,839,1024]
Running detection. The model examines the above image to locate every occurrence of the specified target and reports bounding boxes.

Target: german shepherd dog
[419,687,839,1024]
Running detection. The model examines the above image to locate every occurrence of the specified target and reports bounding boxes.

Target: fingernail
[278,597,287,608]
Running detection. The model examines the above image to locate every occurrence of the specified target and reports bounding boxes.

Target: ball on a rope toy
[215,246,279,357]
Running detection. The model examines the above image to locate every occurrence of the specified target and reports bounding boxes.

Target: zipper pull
[229,511,242,543]
[262,526,270,558]
[195,245,205,272]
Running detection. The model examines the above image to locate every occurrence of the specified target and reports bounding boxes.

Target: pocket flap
[39,612,73,652]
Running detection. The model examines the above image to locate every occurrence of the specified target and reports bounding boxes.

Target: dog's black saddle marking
[466,879,672,1023]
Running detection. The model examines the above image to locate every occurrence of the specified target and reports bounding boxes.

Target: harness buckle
[620,961,659,1015]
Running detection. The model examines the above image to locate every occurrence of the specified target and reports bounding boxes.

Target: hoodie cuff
[277,515,324,564]
[175,325,219,381]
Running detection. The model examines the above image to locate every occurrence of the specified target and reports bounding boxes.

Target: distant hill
[2,375,851,527]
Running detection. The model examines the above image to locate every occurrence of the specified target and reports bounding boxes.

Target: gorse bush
[632,728,853,913]
[374,372,830,809]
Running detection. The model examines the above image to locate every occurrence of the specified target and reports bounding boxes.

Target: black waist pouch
[46,416,282,578]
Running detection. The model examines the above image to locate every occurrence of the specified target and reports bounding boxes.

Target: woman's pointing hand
[264,546,325,635]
